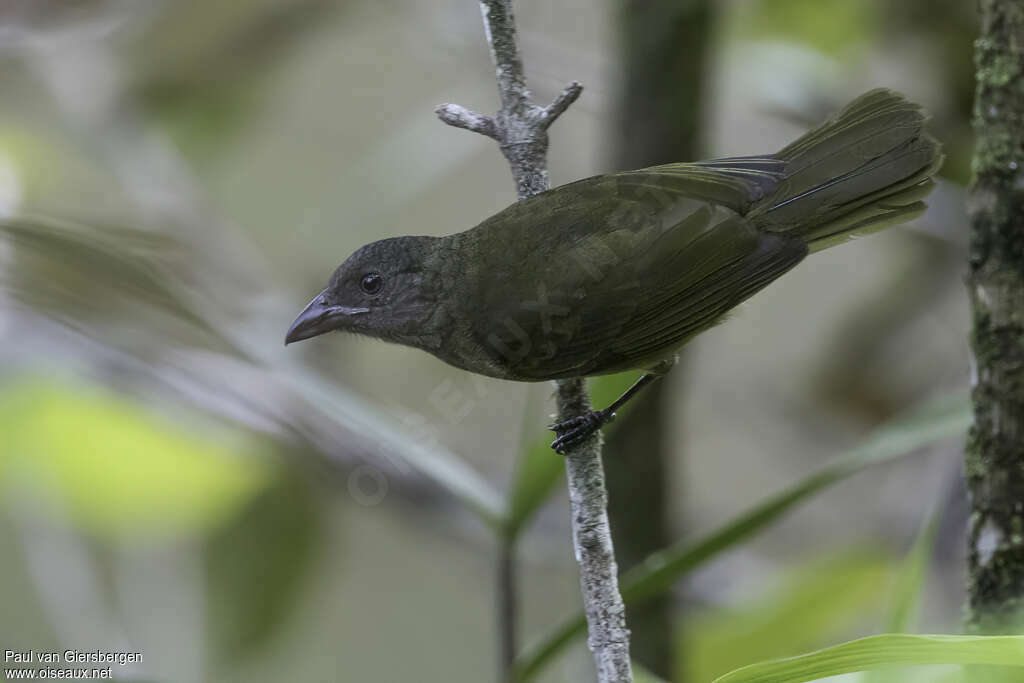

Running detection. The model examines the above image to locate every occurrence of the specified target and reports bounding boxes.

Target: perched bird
[286,89,942,453]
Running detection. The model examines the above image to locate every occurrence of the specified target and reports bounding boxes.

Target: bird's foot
[548,409,616,454]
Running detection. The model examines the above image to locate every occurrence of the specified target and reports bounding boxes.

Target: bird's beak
[285,290,369,345]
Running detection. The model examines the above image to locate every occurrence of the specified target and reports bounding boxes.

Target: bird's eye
[360,273,383,295]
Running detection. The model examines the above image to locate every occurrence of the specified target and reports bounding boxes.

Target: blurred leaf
[633,662,669,682]
[734,0,873,56]
[285,370,505,529]
[151,84,254,164]
[589,371,644,421]
[621,392,967,604]
[711,634,1024,683]
[867,510,942,683]
[887,511,940,634]
[0,216,239,354]
[514,392,970,680]
[0,378,271,538]
[682,552,892,682]
[503,372,642,537]
[505,383,563,537]
[141,0,339,161]
[206,470,321,664]
[1,216,503,528]
[505,431,564,539]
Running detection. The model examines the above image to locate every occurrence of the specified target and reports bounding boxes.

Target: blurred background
[0,1,977,681]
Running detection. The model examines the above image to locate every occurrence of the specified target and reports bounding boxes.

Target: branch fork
[436,80,583,141]
[436,81,581,199]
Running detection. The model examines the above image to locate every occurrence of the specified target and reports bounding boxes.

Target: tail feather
[748,89,943,252]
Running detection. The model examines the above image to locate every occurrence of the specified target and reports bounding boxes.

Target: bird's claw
[548,409,616,454]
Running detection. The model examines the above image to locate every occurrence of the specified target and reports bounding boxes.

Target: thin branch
[435,103,498,139]
[556,379,633,682]
[540,81,583,129]
[437,2,633,681]
[497,539,518,683]
[478,0,530,117]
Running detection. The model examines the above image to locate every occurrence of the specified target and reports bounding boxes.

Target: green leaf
[711,634,1024,683]
[734,0,873,56]
[865,510,943,683]
[633,662,669,683]
[503,385,564,538]
[887,511,941,634]
[513,392,970,681]
[682,552,893,682]
[504,372,643,538]
[0,378,272,538]
[589,371,644,421]
[505,437,564,539]
[206,472,321,665]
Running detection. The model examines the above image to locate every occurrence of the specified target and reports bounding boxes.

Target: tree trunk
[964,0,1024,633]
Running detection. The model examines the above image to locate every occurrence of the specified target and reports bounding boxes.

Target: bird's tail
[747,89,943,252]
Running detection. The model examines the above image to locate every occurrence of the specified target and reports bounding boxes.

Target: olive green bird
[286,89,942,453]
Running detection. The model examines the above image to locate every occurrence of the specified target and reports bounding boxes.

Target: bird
[286,89,943,453]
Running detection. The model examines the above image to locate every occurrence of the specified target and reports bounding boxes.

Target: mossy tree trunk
[965,0,1024,633]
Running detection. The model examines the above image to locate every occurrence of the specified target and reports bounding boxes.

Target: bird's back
[444,89,940,381]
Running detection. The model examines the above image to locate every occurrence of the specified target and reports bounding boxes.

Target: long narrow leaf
[633,662,669,683]
[683,551,892,681]
[514,392,970,680]
[887,510,941,634]
[505,438,565,538]
[0,218,507,527]
[711,634,1024,683]
[283,369,505,528]
[866,508,943,683]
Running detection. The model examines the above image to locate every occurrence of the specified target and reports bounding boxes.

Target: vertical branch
[965,0,1024,632]
[555,379,633,682]
[437,2,632,681]
[436,1,582,199]
[497,538,517,683]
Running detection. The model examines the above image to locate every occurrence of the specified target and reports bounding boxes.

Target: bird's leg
[549,364,670,454]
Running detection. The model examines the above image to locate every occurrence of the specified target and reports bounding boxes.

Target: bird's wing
[608,156,787,212]
[465,168,806,380]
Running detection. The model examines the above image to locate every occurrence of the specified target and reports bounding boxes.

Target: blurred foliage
[0,217,237,355]
[0,0,984,680]
[867,510,943,683]
[138,0,341,162]
[505,434,563,540]
[632,662,668,683]
[505,371,640,538]
[0,378,271,538]
[515,391,970,681]
[885,511,940,635]
[205,469,322,666]
[711,634,1024,683]
[683,551,892,681]
[733,0,875,56]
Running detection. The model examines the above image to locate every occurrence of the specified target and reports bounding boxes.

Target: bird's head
[285,235,444,348]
